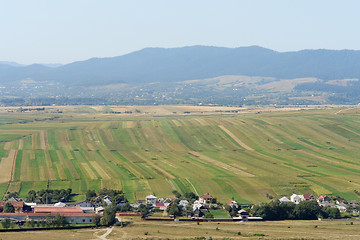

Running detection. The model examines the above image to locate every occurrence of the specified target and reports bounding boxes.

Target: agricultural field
[1,219,360,239]
[0,105,360,204]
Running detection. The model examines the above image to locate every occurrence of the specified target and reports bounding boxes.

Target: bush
[1,219,11,229]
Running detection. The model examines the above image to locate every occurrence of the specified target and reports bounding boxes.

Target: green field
[0,106,360,204]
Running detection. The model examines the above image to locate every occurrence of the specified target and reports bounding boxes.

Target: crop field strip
[0,108,360,202]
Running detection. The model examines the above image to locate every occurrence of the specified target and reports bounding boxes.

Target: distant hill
[1,46,360,86]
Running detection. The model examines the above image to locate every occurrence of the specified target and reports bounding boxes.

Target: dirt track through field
[218,125,254,150]
[0,149,17,183]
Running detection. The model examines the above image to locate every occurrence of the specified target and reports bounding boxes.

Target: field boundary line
[186,178,199,196]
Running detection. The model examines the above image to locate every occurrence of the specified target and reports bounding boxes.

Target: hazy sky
[1,0,359,64]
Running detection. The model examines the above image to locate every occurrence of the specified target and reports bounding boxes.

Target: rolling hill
[0,106,360,203]
[1,46,360,86]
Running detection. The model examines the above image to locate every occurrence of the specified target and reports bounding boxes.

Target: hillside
[1,46,360,86]
[0,106,360,203]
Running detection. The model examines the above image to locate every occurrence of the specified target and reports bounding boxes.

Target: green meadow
[0,106,360,204]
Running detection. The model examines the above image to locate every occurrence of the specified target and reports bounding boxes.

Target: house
[349,200,359,209]
[317,195,331,203]
[193,209,204,218]
[179,200,189,209]
[335,197,346,205]
[227,200,239,208]
[279,197,291,203]
[155,202,166,210]
[336,203,348,212]
[192,200,205,211]
[199,193,213,204]
[65,200,93,208]
[145,195,157,205]
[95,206,105,214]
[0,201,24,213]
[104,198,112,206]
[290,194,303,204]
[302,194,316,201]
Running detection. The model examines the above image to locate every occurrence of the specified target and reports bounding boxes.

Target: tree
[1,219,11,229]
[92,214,101,227]
[168,203,182,217]
[60,215,68,227]
[172,190,182,198]
[3,202,15,213]
[101,207,116,226]
[54,213,61,227]
[138,204,152,217]
[293,201,321,220]
[46,213,52,227]
[118,203,132,212]
[86,189,97,201]
[26,190,37,202]
[184,192,197,200]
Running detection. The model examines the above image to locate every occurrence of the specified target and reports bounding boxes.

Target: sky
[1,0,360,64]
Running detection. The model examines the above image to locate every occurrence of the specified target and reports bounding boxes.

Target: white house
[290,194,303,204]
[179,200,189,207]
[192,200,204,211]
[146,195,157,205]
[179,200,189,210]
[104,198,112,206]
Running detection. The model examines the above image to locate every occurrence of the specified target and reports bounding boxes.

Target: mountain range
[1,45,360,87]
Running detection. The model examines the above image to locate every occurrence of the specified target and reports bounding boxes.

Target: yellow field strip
[18,138,24,150]
[0,149,17,183]
[218,125,254,150]
[89,161,111,180]
[188,151,255,177]
[80,162,98,179]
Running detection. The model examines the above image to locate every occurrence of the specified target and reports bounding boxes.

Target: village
[1,188,360,229]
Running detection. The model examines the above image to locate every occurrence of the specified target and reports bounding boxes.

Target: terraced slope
[0,107,359,203]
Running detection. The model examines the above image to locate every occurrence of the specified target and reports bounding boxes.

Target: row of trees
[26,188,72,203]
[1,213,68,229]
[251,200,340,220]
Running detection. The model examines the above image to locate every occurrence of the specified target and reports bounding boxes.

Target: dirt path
[186,178,199,196]
[93,226,113,240]
[218,125,254,150]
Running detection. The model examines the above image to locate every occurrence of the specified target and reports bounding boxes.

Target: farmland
[0,105,360,204]
[1,219,360,239]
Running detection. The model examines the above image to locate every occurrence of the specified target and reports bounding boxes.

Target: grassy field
[1,219,360,239]
[0,105,360,204]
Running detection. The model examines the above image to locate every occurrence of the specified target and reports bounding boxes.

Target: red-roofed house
[155,202,166,210]
[317,195,331,203]
[199,193,213,204]
[302,194,316,201]
[0,201,24,213]
[227,200,239,208]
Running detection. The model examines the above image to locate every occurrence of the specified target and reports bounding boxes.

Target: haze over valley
[1,46,360,106]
